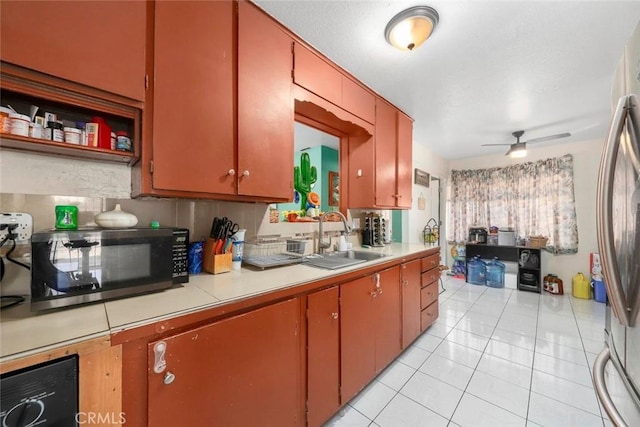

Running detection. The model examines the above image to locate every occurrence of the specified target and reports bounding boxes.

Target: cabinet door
[374,267,402,371]
[147,298,302,426]
[238,1,294,199]
[401,260,422,348]
[340,275,376,403]
[342,77,375,124]
[307,287,340,427]
[1,1,146,101]
[293,43,342,107]
[375,99,398,207]
[396,111,413,208]
[151,1,235,195]
[346,133,376,209]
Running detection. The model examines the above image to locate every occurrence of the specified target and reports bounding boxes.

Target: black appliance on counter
[1,355,78,426]
[30,227,189,311]
[468,227,488,244]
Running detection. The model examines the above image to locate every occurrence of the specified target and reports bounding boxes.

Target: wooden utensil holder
[203,238,232,274]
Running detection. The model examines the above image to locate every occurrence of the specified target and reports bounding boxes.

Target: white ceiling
[254,0,640,160]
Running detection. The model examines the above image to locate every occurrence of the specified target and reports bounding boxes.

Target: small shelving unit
[465,244,543,293]
[517,247,542,293]
[0,65,141,165]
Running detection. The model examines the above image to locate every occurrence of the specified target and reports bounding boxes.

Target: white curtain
[446,154,579,254]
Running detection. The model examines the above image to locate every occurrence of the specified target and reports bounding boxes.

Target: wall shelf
[1,64,141,167]
[1,134,136,165]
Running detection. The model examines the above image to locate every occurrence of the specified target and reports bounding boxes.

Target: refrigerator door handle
[627,94,640,325]
[594,346,629,427]
[597,95,631,326]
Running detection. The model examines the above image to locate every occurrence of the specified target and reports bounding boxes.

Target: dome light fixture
[385,6,439,51]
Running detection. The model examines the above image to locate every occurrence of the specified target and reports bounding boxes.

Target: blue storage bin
[486,258,506,288]
[467,256,487,286]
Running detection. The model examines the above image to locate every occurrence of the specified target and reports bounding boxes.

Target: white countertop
[0,243,437,361]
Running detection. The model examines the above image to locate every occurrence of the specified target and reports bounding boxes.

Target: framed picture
[328,171,339,206]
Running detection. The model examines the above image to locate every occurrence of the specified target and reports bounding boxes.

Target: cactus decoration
[293,152,317,212]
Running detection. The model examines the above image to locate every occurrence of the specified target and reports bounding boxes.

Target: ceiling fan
[482,130,571,158]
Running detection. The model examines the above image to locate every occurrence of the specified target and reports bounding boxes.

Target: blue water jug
[592,277,607,303]
[467,256,487,286]
[486,257,506,288]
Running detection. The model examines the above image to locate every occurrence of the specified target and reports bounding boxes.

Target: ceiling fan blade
[526,132,571,144]
[481,143,512,146]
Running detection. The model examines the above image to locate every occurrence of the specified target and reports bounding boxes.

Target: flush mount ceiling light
[385,6,439,51]
[506,142,527,158]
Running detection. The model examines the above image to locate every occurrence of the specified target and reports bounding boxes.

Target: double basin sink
[304,250,388,270]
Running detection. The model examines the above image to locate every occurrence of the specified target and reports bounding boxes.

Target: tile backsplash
[0,193,357,245]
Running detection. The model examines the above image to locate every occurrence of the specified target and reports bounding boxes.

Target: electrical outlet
[1,212,34,243]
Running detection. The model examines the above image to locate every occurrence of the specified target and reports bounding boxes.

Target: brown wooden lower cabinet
[340,267,401,403]
[401,259,422,348]
[307,287,340,427]
[420,253,441,332]
[421,301,440,330]
[420,281,439,308]
[116,249,440,426]
[146,298,303,426]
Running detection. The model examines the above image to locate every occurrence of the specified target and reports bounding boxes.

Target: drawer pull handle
[153,341,167,374]
[228,169,236,176]
[331,312,339,320]
[370,291,377,298]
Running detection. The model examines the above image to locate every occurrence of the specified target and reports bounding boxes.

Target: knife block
[203,238,232,274]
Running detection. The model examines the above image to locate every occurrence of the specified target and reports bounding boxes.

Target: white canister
[64,127,82,145]
[8,113,30,137]
[498,228,516,246]
[29,122,43,139]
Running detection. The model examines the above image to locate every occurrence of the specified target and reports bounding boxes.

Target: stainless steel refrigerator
[593,19,640,427]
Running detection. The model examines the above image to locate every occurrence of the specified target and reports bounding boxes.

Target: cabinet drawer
[421,302,439,331]
[421,269,439,287]
[420,281,438,309]
[421,254,439,272]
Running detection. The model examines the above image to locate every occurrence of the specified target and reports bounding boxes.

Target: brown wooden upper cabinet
[137,0,293,201]
[375,98,414,208]
[0,1,146,101]
[147,0,236,196]
[237,0,294,199]
[293,43,375,124]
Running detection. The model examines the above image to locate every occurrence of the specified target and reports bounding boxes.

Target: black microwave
[30,227,189,311]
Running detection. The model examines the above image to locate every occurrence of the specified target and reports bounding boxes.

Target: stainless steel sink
[304,250,388,270]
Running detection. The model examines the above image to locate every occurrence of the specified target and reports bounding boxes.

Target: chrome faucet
[318,211,351,253]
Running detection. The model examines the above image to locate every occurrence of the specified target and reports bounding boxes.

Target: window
[446,154,579,254]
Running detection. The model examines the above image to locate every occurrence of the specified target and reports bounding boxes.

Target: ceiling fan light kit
[385,6,439,51]
[506,143,527,158]
[482,130,571,157]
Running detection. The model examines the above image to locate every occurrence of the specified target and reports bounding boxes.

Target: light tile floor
[325,276,613,427]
